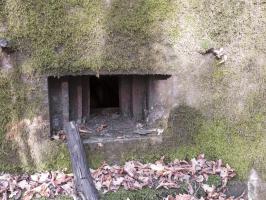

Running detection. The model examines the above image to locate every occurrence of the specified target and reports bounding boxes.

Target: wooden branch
[65,121,99,200]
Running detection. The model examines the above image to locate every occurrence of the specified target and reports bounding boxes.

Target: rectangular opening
[48,77,63,135]
[48,74,171,136]
[90,76,119,113]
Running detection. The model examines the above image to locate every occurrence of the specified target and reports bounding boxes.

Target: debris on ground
[0,171,74,200]
[92,154,243,199]
[51,130,66,141]
[79,127,92,134]
[0,154,245,200]
[96,124,108,132]
[133,128,157,135]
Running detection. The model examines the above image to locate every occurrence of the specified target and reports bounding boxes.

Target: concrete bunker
[48,74,172,139]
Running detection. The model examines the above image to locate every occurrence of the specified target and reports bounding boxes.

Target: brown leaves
[0,172,74,200]
[91,154,239,199]
[0,154,242,200]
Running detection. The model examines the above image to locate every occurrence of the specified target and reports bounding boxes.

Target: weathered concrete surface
[83,133,176,168]
[0,0,265,179]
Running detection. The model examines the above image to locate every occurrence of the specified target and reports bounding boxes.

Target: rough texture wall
[167,0,266,179]
[0,0,178,75]
[0,0,265,179]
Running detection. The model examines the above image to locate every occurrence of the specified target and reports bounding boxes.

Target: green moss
[0,72,22,172]
[0,0,265,178]
[0,140,22,172]
[165,104,266,180]
[0,74,11,138]
[86,104,265,181]
[165,146,200,162]
[107,0,172,39]
[176,117,265,180]
[1,0,176,75]
[87,150,105,169]
[41,142,71,171]
[102,188,179,200]
[0,65,49,172]
[168,23,181,40]
[195,120,253,179]
[101,0,177,71]
[36,196,72,200]
[206,175,222,188]
[2,0,104,74]
[167,105,204,144]
[200,39,212,50]
[198,1,246,45]
[120,146,165,164]
[0,69,70,173]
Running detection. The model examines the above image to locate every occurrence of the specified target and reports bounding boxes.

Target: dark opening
[48,74,171,136]
[90,76,119,111]
[48,77,63,134]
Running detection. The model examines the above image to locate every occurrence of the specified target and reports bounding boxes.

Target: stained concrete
[0,0,265,180]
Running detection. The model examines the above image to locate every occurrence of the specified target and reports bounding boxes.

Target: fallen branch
[65,121,99,200]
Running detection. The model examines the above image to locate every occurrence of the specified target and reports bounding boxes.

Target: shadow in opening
[90,76,119,113]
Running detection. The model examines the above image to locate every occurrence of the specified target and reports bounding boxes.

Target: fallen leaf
[96,124,108,132]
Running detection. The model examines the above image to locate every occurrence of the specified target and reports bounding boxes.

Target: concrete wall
[0,0,265,178]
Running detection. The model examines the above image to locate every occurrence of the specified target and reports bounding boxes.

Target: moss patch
[36,196,72,200]
[167,105,204,144]
[0,67,69,172]
[40,142,71,172]
[102,188,180,200]
[0,0,265,176]
[87,149,105,169]
[196,0,246,45]
[168,114,266,180]
[206,175,222,188]
[85,104,265,181]
[1,0,177,75]
[0,71,22,172]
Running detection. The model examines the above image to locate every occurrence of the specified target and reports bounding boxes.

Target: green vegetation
[83,105,266,181]
[87,149,105,169]
[167,112,266,180]
[0,0,265,185]
[102,188,180,200]
[0,71,22,172]
[0,73,12,144]
[198,1,246,45]
[0,0,176,75]
[35,196,72,200]
[206,175,222,188]
[40,143,71,172]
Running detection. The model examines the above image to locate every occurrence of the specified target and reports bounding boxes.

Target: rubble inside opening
[48,74,172,141]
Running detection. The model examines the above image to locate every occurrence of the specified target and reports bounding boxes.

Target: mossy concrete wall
[0,0,265,179]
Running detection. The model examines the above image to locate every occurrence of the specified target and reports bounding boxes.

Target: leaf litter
[0,154,246,200]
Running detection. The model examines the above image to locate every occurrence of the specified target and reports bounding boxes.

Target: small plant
[206,175,222,188]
